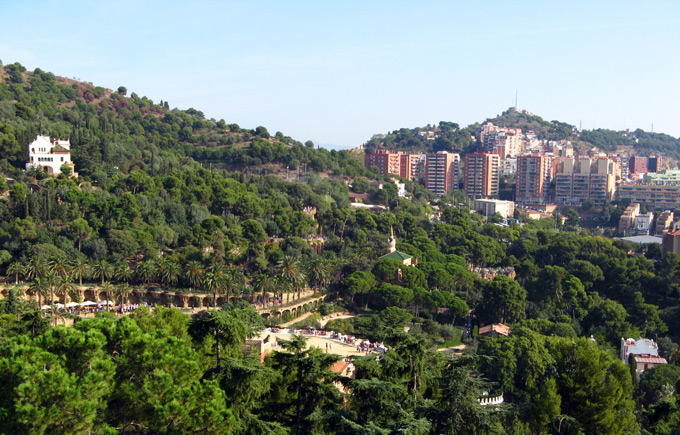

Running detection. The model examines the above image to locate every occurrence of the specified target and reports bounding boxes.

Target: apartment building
[618,184,680,210]
[425,151,460,195]
[629,155,662,176]
[480,123,523,157]
[618,203,640,232]
[515,154,551,204]
[554,156,617,206]
[663,230,680,257]
[656,211,674,235]
[364,150,421,180]
[474,199,515,219]
[464,152,500,199]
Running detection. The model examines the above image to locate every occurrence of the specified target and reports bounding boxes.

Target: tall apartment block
[463,152,500,199]
[480,123,523,157]
[515,154,551,204]
[554,156,617,206]
[629,156,649,175]
[425,151,460,195]
[364,150,421,180]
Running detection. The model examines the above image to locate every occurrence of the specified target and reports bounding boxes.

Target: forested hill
[0,61,368,178]
[364,108,680,161]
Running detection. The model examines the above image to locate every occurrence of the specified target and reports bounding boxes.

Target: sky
[1,1,679,149]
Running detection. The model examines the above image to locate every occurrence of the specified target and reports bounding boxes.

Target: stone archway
[84,289,96,302]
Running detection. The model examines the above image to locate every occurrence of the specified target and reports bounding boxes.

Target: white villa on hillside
[26,135,74,175]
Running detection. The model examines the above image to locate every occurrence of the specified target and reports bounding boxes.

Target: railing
[478,394,504,406]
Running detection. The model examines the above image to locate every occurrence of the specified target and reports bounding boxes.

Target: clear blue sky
[2,1,679,148]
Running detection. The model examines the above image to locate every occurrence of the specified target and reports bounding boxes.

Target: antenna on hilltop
[515,90,518,108]
[651,123,654,133]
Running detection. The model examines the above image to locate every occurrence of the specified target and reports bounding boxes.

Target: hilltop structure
[26,135,75,175]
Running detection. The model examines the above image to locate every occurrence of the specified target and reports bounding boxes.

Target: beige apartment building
[554,156,617,206]
[515,154,552,204]
[618,184,680,210]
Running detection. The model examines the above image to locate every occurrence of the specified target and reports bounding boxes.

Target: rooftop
[379,251,413,261]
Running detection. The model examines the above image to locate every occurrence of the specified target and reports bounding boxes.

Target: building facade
[26,135,74,174]
[474,199,515,219]
[554,156,617,206]
[480,123,523,157]
[618,184,680,210]
[515,154,550,204]
[364,150,421,180]
[464,152,500,199]
[425,151,460,195]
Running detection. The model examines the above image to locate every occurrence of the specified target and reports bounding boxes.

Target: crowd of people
[328,331,388,354]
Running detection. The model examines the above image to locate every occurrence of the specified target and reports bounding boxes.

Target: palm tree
[135,260,157,285]
[28,277,48,307]
[55,274,76,307]
[45,271,58,307]
[70,257,89,286]
[48,255,70,277]
[305,257,332,292]
[116,261,132,284]
[252,273,275,308]
[115,283,133,312]
[6,261,25,285]
[25,257,47,281]
[201,264,227,307]
[91,260,113,285]
[278,256,307,301]
[157,257,180,288]
[101,281,115,311]
[185,260,205,290]
[225,267,245,302]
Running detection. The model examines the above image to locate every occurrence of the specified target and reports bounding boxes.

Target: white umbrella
[96,300,113,306]
[40,305,52,310]
[65,302,79,308]
[54,303,64,309]
[80,301,97,306]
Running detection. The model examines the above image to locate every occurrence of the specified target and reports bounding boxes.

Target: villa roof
[635,356,667,364]
[331,361,352,374]
[379,251,413,260]
[479,323,511,337]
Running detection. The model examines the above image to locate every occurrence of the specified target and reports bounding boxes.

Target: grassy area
[436,327,463,349]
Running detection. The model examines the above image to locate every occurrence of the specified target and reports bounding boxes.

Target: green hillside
[0,62,367,179]
[364,107,680,161]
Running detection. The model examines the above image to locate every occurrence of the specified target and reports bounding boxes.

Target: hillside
[364,107,680,162]
[0,62,367,179]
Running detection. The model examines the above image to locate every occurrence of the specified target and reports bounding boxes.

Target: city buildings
[515,154,551,204]
[629,155,663,176]
[554,156,617,206]
[474,199,515,220]
[26,135,74,175]
[464,152,500,199]
[663,230,680,257]
[425,151,460,195]
[618,184,680,210]
[364,150,422,180]
[656,211,674,235]
[618,203,641,232]
[480,123,523,157]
